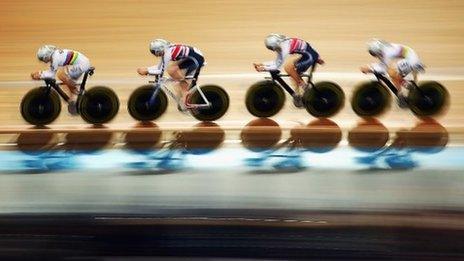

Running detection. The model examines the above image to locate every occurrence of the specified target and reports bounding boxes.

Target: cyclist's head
[265,33,286,51]
[37,45,57,62]
[150,39,170,56]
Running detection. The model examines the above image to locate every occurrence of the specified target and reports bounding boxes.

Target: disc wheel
[20,87,61,126]
[79,86,120,124]
[351,81,391,117]
[408,81,449,117]
[127,85,168,121]
[303,81,345,117]
[190,85,229,121]
[245,80,285,117]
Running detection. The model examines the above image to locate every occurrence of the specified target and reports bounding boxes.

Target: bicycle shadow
[61,126,113,153]
[3,125,113,174]
[3,127,59,174]
[242,118,342,174]
[123,121,225,175]
[350,117,448,172]
[290,118,342,153]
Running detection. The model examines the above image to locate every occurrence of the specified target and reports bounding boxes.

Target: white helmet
[367,38,389,56]
[150,38,170,56]
[265,33,286,51]
[37,45,57,62]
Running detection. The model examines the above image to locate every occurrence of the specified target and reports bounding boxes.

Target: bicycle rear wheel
[408,81,449,117]
[190,85,229,121]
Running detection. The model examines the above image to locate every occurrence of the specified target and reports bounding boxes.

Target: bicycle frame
[148,75,211,109]
[42,67,94,103]
[372,71,399,96]
[372,70,422,95]
[265,65,317,96]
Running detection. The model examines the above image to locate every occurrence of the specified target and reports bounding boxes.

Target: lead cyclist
[31,45,91,102]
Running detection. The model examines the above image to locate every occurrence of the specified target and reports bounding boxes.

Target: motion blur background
[1,0,464,78]
[0,1,463,258]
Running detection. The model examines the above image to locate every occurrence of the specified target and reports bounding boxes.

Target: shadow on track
[7,127,59,173]
[62,126,113,152]
[123,122,225,175]
[241,118,342,173]
[350,117,448,171]
[6,125,113,173]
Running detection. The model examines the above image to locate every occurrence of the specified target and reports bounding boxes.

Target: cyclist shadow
[56,126,114,171]
[242,118,342,174]
[123,121,225,175]
[5,127,59,174]
[6,126,113,174]
[61,126,113,152]
[350,117,448,172]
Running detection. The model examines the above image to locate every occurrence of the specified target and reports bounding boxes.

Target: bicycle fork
[148,84,162,106]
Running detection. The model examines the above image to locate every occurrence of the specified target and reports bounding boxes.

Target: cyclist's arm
[262,42,289,71]
[40,57,59,79]
[147,51,171,75]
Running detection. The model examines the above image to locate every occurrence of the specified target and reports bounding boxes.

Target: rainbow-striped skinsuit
[40,49,91,79]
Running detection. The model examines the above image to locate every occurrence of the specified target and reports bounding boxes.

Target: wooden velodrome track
[0,1,464,220]
[0,0,463,131]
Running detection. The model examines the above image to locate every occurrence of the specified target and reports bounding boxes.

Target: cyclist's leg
[184,56,204,106]
[167,62,184,81]
[387,59,411,91]
[167,62,187,99]
[388,60,412,107]
[57,66,81,100]
[176,58,200,105]
[291,51,316,94]
[284,54,305,94]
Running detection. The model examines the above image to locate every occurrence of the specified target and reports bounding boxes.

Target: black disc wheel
[245,80,285,117]
[79,86,119,124]
[20,87,61,126]
[303,81,345,117]
[408,81,449,117]
[351,81,391,117]
[190,85,229,121]
[127,85,168,122]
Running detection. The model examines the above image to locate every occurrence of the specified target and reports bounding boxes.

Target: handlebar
[38,67,95,86]
[87,67,95,76]
[371,70,384,77]
[276,73,312,78]
[43,78,56,86]
[148,75,196,84]
[370,70,391,84]
[265,70,312,79]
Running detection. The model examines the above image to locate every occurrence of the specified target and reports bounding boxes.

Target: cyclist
[31,45,91,102]
[253,33,324,106]
[137,39,205,109]
[360,38,425,106]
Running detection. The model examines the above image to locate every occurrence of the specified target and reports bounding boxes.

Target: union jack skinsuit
[263,38,319,73]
